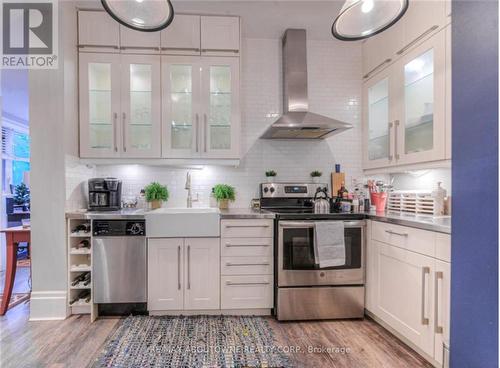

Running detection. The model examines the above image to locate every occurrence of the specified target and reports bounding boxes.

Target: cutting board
[331,172,345,197]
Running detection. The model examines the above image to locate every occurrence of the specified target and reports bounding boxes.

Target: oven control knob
[320,272,326,277]
[263,187,269,193]
[129,223,144,235]
[270,187,275,193]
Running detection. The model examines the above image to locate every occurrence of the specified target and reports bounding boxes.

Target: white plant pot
[312,177,321,184]
[266,176,276,183]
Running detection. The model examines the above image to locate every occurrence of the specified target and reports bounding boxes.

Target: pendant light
[332,0,408,41]
[101,0,174,32]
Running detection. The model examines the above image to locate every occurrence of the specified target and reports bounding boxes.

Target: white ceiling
[77,0,347,41]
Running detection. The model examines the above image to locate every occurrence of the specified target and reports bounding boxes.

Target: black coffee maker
[88,178,122,211]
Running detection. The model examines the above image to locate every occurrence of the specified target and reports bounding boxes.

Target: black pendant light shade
[332,0,409,41]
[101,0,174,32]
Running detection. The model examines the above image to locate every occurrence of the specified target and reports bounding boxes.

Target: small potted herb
[213,184,236,209]
[310,170,323,184]
[265,170,277,183]
[144,182,169,209]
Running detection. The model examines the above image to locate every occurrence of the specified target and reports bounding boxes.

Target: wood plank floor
[0,303,431,368]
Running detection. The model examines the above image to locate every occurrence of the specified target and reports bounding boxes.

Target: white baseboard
[149,309,272,316]
[29,291,68,321]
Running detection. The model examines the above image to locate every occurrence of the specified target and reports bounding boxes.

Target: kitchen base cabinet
[366,220,451,366]
[148,237,219,312]
[221,275,273,309]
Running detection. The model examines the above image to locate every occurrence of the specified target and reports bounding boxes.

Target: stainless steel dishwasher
[92,219,146,303]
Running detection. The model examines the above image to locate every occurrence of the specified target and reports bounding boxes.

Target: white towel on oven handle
[314,221,346,268]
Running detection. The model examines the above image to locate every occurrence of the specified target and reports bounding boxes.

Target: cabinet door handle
[421,266,430,325]
[225,243,270,247]
[177,245,181,290]
[225,262,270,267]
[385,229,408,237]
[394,120,400,160]
[203,113,208,152]
[187,245,191,290]
[113,113,118,152]
[122,112,127,152]
[363,58,392,79]
[195,113,199,153]
[396,25,440,55]
[388,121,394,161]
[225,281,270,286]
[201,48,239,54]
[161,47,201,52]
[434,271,444,333]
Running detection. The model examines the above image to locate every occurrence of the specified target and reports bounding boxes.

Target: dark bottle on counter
[337,182,349,199]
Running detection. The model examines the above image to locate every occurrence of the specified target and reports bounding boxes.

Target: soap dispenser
[432,182,447,215]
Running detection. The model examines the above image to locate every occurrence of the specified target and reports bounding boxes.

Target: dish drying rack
[387,190,443,215]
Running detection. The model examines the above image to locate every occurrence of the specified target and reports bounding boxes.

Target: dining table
[0,226,30,315]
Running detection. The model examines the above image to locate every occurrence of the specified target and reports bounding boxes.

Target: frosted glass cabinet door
[362,68,395,169]
[79,53,121,158]
[396,31,446,165]
[162,56,202,158]
[200,57,240,158]
[121,55,161,158]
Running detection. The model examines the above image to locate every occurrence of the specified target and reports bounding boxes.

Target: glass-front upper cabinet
[396,30,446,164]
[121,55,161,158]
[79,53,121,158]
[201,57,240,158]
[162,56,201,158]
[363,68,396,169]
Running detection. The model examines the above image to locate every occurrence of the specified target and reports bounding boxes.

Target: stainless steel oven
[276,219,366,321]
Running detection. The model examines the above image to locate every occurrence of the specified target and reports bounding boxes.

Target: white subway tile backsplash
[70,38,363,209]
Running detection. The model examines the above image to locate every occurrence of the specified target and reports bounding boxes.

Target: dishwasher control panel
[93,220,146,236]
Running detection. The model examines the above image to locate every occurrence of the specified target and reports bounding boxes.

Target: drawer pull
[225,224,270,228]
[226,262,270,267]
[225,281,270,286]
[225,243,270,247]
[161,47,200,52]
[201,48,239,53]
[363,58,392,79]
[120,46,161,51]
[434,271,444,334]
[396,25,439,55]
[385,230,408,237]
[421,266,430,325]
[78,44,119,49]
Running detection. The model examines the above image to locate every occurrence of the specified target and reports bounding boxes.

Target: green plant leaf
[212,184,236,201]
[144,182,169,202]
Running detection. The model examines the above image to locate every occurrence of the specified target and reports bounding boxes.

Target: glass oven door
[277,220,365,287]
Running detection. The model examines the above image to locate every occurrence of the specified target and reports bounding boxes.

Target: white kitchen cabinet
[221,275,273,309]
[434,259,451,366]
[120,26,161,54]
[162,56,240,159]
[120,55,161,157]
[161,14,201,55]
[148,237,220,311]
[362,29,447,170]
[367,220,452,365]
[445,25,452,159]
[375,241,435,356]
[201,16,240,56]
[80,53,161,158]
[79,53,122,158]
[184,237,220,310]
[362,67,397,169]
[148,238,184,310]
[78,10,120,53]
[394,30,446,165]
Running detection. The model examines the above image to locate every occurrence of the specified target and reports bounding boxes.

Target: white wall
[94,37,363,208]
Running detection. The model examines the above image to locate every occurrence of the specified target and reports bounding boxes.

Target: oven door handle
[279,220,365,228]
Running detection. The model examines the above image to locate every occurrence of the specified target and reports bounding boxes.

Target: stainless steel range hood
[260,29,352,139]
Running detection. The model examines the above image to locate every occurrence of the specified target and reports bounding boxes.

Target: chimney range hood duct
[260,29,352,139]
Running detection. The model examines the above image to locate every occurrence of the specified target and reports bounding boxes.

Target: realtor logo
[0,0,58,69]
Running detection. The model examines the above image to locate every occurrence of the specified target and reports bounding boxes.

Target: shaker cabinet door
[120,54,161,158]
[79,53,122,158]
[161,14,201,55]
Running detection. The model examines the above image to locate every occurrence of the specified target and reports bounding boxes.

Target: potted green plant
[144,182,169,209]
[265,170,277,183]
[310,170,323,184]
[13,183,30,211]
[212,184,236,209]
